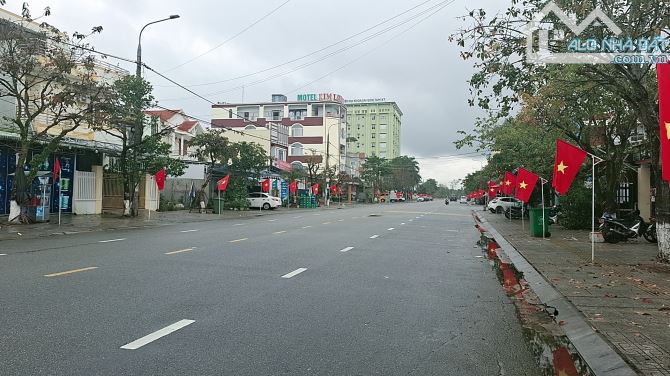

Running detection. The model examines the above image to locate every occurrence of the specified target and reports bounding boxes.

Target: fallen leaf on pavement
[634,311,651,316]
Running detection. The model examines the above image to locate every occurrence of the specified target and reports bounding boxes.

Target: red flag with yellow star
[514,167,539,203]
[502,171,516,196]
[658,63,670,183]
[487,181,498,199]
[552,140,588,196]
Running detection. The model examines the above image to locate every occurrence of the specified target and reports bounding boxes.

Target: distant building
[344,99,402,160]
[211,93,346,174]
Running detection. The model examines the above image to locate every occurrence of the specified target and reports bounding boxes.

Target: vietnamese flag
[330,184,337,195]
[289,180,297,194]
[502,171,516,196]
[552,140,588,196]
[478,189,484,199]
[261,178,271,192]
[487,181,498,199]
[514,167,539,203]
[53,157,61,182]
[155,168,166,191]
[217,175,230,191]
[657,63,670,182]
[312,183,319,195]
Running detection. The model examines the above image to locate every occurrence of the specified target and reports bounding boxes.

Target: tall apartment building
[344,99,402,160]
[211,93,346,174]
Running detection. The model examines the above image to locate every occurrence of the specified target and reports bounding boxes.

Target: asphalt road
[0,201,542,376]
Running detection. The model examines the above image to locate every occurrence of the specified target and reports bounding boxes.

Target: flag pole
[586,152,603,263]
[218,189,221,216]
[540,178,548,239]
[58,179,62,226]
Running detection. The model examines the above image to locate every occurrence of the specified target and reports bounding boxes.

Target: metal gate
[102,173,124,211]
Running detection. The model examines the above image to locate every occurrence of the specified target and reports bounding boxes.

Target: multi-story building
[344,99,402,160]
[211,93,346,174]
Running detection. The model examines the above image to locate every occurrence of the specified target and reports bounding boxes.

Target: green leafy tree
[418,178,439,196]
[388,156,421,193]
[99,75,184,216]
[0,8,109,221]
[189,129,235,207]
[361,156,390,199]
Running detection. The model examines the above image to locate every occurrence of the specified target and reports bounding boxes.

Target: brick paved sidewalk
[481,210,670,376]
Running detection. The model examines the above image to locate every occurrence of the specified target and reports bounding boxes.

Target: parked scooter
[599,210,657,244]
[548,205,562,225]
[504,205,528,220]
[444,198,449,206]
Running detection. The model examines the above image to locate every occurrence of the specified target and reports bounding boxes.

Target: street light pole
[132,15,179,218]
[136,15,180,77]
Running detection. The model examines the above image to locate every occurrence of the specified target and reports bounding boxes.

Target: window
[371,115,376,121]
[380,115,387,121]
[379,152,386,158]
[380,133,387,140]
[151,121,159,135]
[371,142,376,148]
[272,110,281,120]
[291,124,304,137]
[245,125,257,130]
[243,112,250,120]
[371,133,376,139]
[291,143,304,156]
[228,109,233,118]
[380,124,387,131]
[380,142,386,149]
[182,140,188,155]
[371,124,376,130]
[291,161,304,170]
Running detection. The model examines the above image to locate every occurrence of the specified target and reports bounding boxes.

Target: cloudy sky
[3,0,502,186]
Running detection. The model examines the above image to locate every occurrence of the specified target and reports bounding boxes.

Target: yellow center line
[165,248,194,255]
[44,266,98,278]
[229,238,248,243]
[273,231,287,235]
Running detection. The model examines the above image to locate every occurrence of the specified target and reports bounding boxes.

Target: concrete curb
[473,211,637,376]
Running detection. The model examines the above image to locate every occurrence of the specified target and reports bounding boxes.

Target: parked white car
[459,196,468,204]
[247,192,281,210]
[487,197,522,213]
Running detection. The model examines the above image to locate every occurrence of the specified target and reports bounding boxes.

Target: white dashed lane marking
[339,247,354,253]
[120,320,195,350]
[98,238,125,243]
[370,235,379,239]
[281,268,307,279]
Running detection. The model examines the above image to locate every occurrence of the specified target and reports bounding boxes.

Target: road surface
[0,201,541,375]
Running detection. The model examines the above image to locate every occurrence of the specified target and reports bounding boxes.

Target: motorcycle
[548,205,562,225]
[444,198,449,206]
[504,205,529,219]
[599,210,657,244]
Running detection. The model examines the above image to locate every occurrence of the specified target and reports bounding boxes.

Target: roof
[145,109,182,123]
[177,120,198,132]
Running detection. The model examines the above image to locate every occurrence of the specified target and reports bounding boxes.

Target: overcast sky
[3,0,503,186]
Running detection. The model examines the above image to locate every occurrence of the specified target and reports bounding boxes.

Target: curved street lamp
[136,15,180,77]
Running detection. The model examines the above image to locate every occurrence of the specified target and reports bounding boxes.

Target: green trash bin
[212,198,225,214]
[528,207,550,237]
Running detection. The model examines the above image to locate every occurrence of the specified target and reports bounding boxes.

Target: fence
[73,171,96,214]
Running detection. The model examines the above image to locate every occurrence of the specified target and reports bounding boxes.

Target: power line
[156,0,452,102]
[165,0,293,72]
[153,0,437,89]
[287,0,455,94]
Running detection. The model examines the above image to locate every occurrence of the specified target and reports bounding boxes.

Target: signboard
[344,98,387,104]
[281,181,288,199]
[272,179,278,190]
[273,159,293,172]
[297,93,344,104]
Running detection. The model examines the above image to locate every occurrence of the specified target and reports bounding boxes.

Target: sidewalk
[0,205,352,241]
[479,210,670,376]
